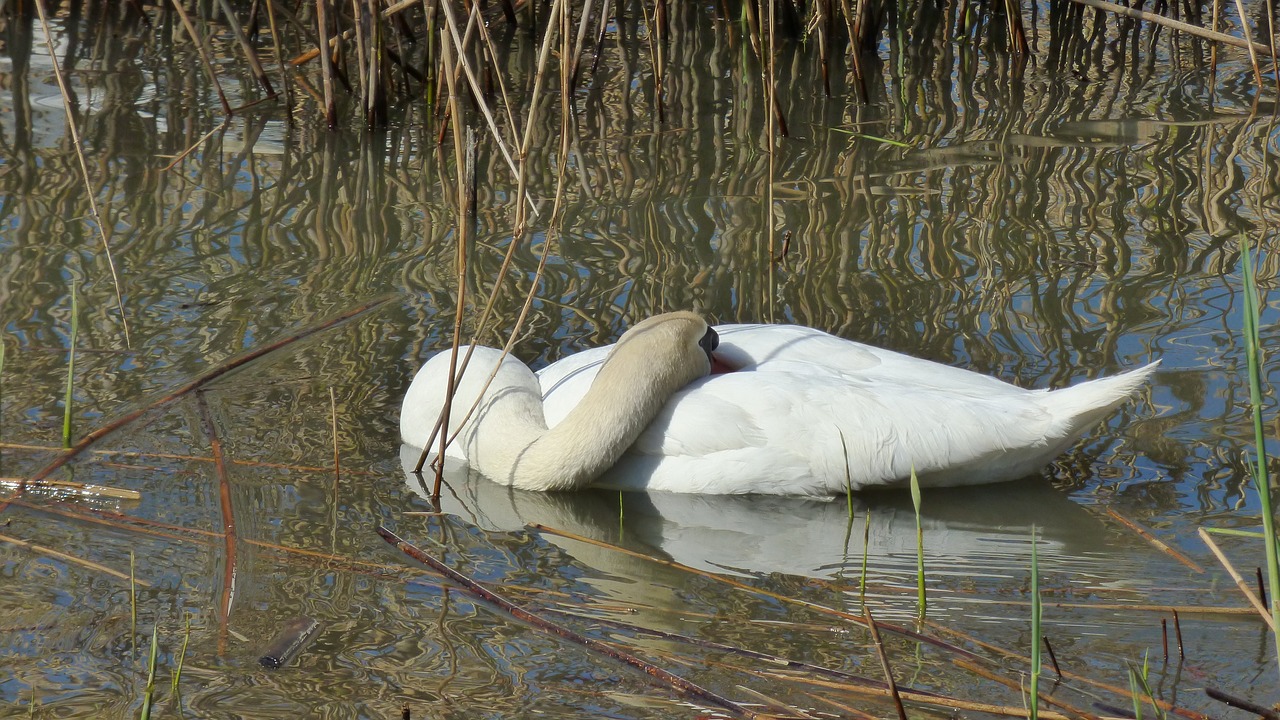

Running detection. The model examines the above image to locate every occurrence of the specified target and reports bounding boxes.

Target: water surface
[2,2,1279,717]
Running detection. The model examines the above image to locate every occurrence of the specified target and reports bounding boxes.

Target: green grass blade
[910,466,925,619]
[140,624,159,720]
[1030,526,1041,720]
[130,550,137,645]
[172,613,190,697]
[1239,237,1280,672]
[1203,527,1266,538]
[62,284,79,449]
[839,430,853,519]
[860,508,871,608]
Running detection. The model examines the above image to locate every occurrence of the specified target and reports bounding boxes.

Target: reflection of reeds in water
[0,1,1276,479]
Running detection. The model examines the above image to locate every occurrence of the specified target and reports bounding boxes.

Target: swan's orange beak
[710,353,736,374]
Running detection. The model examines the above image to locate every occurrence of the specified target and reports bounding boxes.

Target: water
[1,1,1279,717]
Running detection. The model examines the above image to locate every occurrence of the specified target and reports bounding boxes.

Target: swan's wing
[613,369,1056,495]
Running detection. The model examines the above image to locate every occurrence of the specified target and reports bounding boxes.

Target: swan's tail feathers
[1047,360,1161,433]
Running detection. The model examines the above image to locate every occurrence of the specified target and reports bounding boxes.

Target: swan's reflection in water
[400,447,1162,625]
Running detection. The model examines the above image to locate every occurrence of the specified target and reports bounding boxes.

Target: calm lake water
[2,1,1279,717]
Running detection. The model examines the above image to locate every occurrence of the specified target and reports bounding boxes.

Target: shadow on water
[2,0,1280,715]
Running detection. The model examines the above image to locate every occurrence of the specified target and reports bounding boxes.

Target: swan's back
[538,324,1157,495]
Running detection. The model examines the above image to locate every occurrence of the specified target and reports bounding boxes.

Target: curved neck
[466,353,683,491]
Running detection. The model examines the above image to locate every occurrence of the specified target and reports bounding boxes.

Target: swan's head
[602,311,716,390]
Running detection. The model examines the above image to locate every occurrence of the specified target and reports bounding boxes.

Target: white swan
[400,312,1159,496]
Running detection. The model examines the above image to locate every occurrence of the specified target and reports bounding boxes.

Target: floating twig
[197,392,237,654]
[259,616,322,668]
[376,525,757,718]
[1043,635,1062,678]
[1197,527,1276,631]
[1104,508,1204,574]
[0,532,151,586]
[0,478,139,502]
[1204,687,1280,720]
[25,296,391,486]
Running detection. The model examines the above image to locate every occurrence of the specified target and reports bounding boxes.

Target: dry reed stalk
[289,0,420,65]
[0,441,375,475]
[1068,0,1271,53]
[411,0,565,471]
[32,0,131,348]
[953,658,1098,720]
[1196,527,1277,630]
[436,0,533,206]
[425,16,472,497]
[351,0,370,120]
[926,620,1214,720]
[1230,0,1263,85]
[160,119,231,172]
[215,0,278,97]
[0,477,139,501]
[196,392,237,655]
[316,0,338,126]
[169,0,234,115]
[0,532,153,587]
[765,669,1094,720]
[863,606,907,720]
[24,296,390,486]
[543,606,901,693]
[798,690,889,720]
[378,526,759,718]
[263,0,293,109]
[1104,508,1205,573]
[5,497,220,542]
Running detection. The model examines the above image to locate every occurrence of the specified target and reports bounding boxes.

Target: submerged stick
[0,532,152,586]
[1104,508,1204,573]
[376,526,758,718]
[864,606,907,720]
[26,296,391,485]
[1204,687,1280,720]
[197,392,237,654]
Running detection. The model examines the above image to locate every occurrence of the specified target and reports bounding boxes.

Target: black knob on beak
[698,326,719,364]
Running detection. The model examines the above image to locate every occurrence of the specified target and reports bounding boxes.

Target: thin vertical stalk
[1030,526,1041,720]
[316,0,338,127]
[1239,237,1280,676]
[139,625,159,720]
[910,466,925,619]
[214,0,277,97]
[429,11,471,497]
[61,285,78,449]
[33,0,131,347]
[169,0,234,115]
[172,614,190,696]
[1230,0,1263,86]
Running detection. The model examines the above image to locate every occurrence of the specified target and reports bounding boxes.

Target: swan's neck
[465,355,682,492]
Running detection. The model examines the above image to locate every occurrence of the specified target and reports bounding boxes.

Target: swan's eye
[699,327,719,358]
